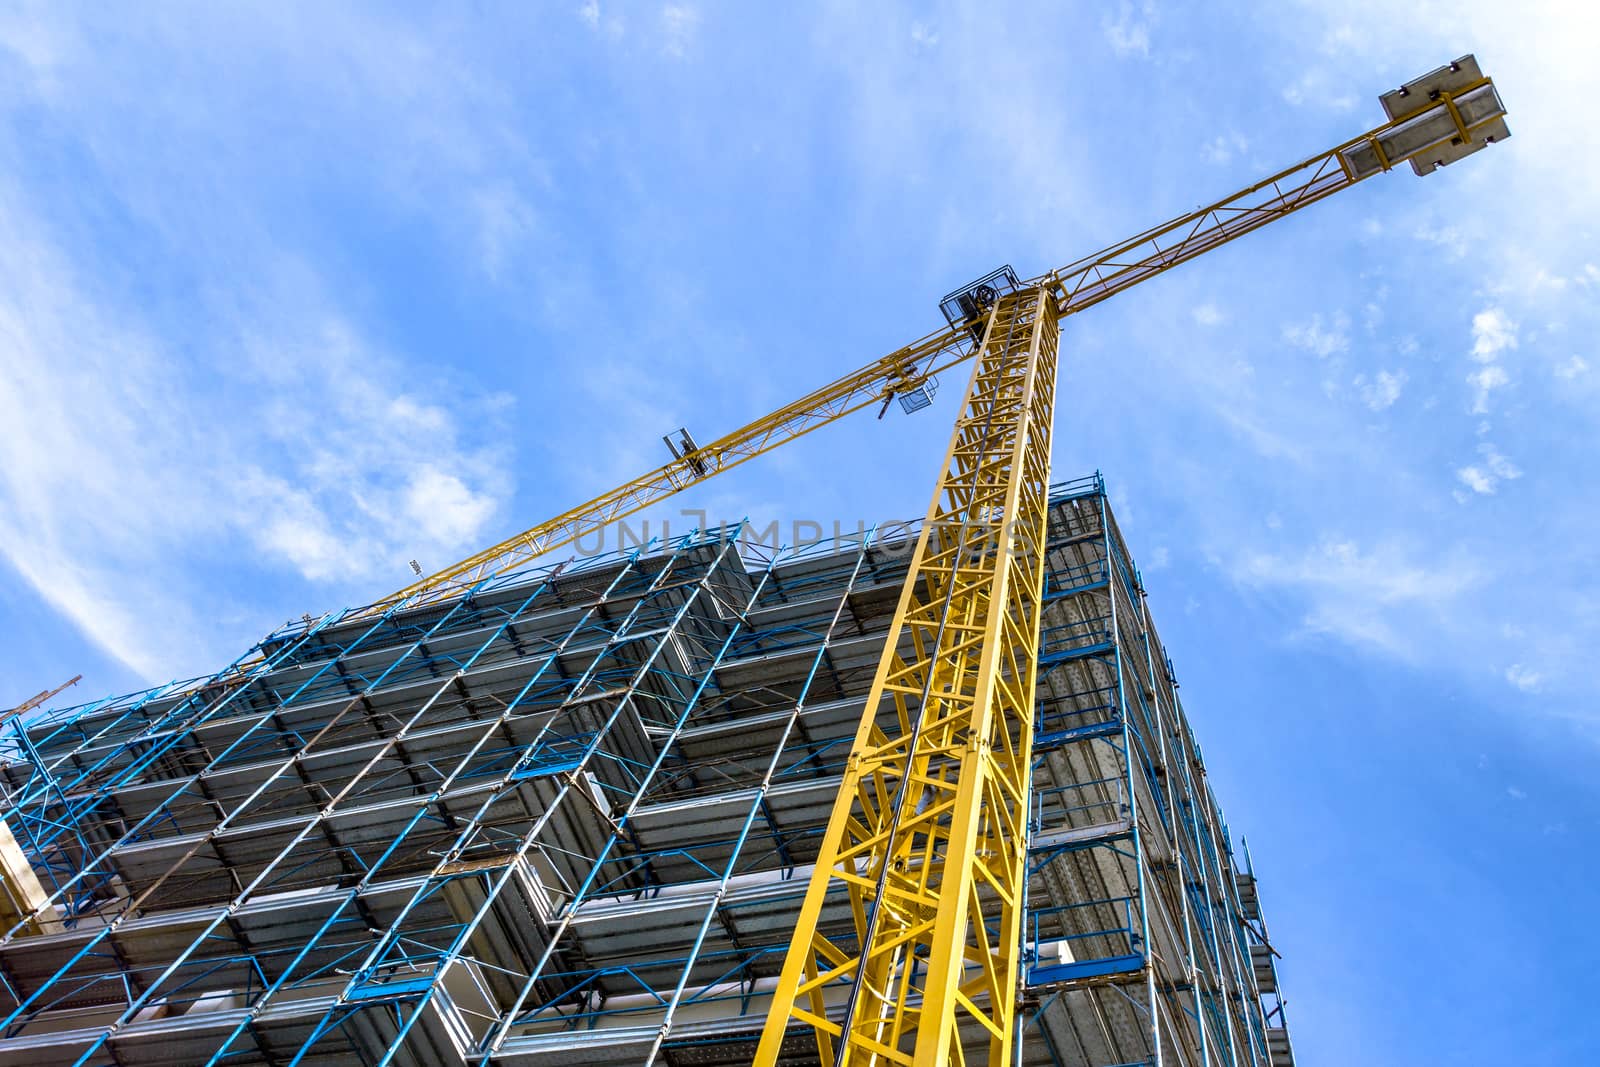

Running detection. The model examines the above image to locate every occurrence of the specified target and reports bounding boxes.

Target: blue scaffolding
[0,480,1293,1066]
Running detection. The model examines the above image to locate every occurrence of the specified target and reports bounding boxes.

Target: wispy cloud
[1233,538,1481,659]
[1281,68,1358,111]
[661,4,700,59]
[1201,133,1248,165]
[1455,443,1521,499]
[1101,1,1154,57]
[1467,364,1510,414]
[1555,355,1588,380]
[577,0,625,38]
[1283,312,1350,358]
[1355,369,1407,411]
[1505,665,1542,693]
[0,10,529,680]
[1413,223,1468,259]
[0,194,511,675]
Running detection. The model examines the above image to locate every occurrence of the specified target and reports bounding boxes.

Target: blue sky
[0,2,1596,1061]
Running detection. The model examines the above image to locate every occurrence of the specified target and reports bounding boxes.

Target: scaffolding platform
[0,480,1295,1066]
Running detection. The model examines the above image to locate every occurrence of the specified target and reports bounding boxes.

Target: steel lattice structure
[0,480,1294,1067]
[0,56,1507,1067]
[757,287,1057,1064]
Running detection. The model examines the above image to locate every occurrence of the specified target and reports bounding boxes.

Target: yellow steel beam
[348,67,1503,624]
[754,286,1056,1065]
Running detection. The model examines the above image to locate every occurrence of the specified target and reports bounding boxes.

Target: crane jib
[353,58,1505,634]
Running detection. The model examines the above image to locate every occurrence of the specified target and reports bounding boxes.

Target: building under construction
[0,55,1511,1067]
[0,477,1290,1066]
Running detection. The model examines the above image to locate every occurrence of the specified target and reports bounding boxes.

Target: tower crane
[11,55,1503,1066]
[366,56,1507,1066]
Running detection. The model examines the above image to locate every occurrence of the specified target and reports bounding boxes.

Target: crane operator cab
[879,265,1025,417]
[940,264,1022,347]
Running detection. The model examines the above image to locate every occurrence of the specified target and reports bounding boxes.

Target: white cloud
[1246,0,1598,725]
[1102,0,1153,57]
[1192,303,1224,327]
[472,182,539,280]
[0,13,525,679]
[1146,546,1170,570]
[1555,355,1588,380]
[1456,443,1522,497]
[1362,300,1384,334]
[254,496,352,583]
[1506,784,1528,799]
[1318,23,1363,54]
[1482,445,1522,481]
[1505,665,1542,693]
[1467,364,1509,413]
[404,466,498,547]
[0,8,70,92]
[910,21,938,48]
[1281,68,1357,111]
[1234,538,1480,658]
[1283,312,1350,358]
[578,0,625,38]
[0,210,512,676]
[1413,223,1468,259]
[1355,369,1407,411]
[1471,308,1518,362]
[1456,466,1494,496]
[661,4,700,58]
[1201,133,1248,165]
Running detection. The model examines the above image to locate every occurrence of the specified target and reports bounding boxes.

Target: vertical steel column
[643,528,878,1063]
[1101,487,1162,1067]
[757,286,1057,1066]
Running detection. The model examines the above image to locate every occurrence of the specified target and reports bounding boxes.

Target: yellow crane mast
[758,284,1060,1064]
